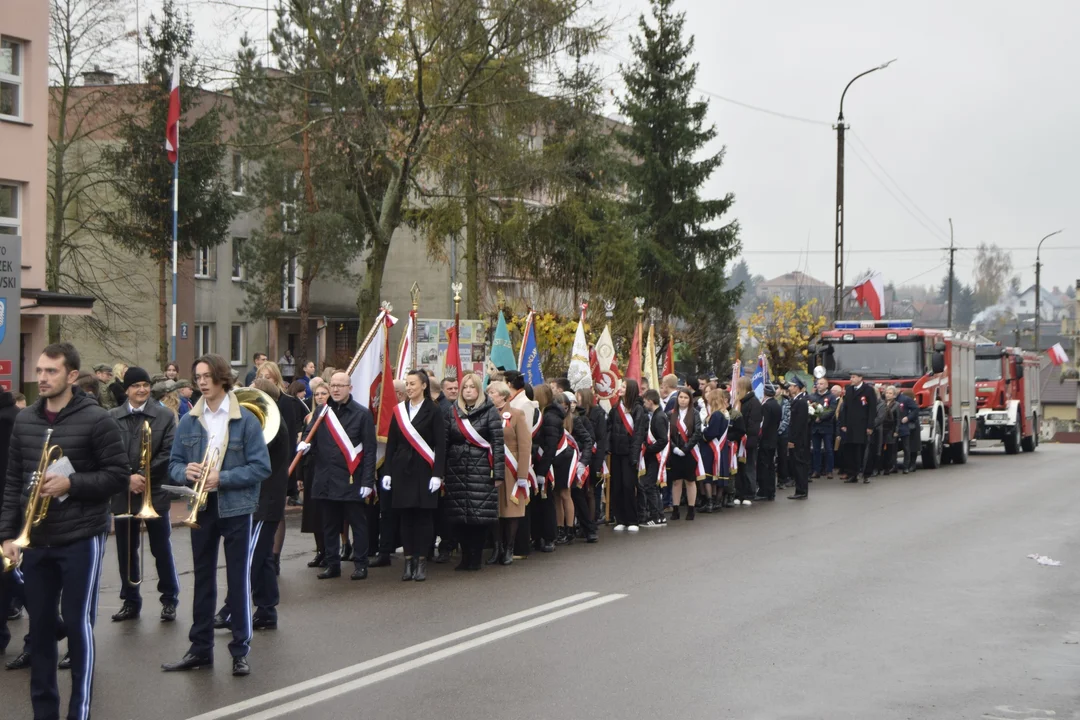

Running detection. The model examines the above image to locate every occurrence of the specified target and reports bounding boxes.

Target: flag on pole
[593,323,620,410]
[627,317,643,382]
[730,359,741,394]
[517,311,544,386]
[662,336,675,378]
[350,311,398,429]
[751,353,768,401]
[444,325,462,381]
[165,59,180,164]
[568,304,591,391]
[394,310,415,381]
[851,271,885,320]
[490,311,517,371]
[1048,342,1069,366]
[644,323,659,392]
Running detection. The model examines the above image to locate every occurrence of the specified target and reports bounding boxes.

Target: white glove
[428,477,443,493]
[673,448,685,457]
[381,475,392,491]
[515,478,529,493]
[576,464,586,480]
[359,486,372,500]
[296,441,311,455]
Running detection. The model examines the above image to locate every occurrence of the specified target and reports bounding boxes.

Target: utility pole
[947,218,955,329]
[1035,229,1064,353]
[832,60,896,323]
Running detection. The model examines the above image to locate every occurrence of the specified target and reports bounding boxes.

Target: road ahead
[4,444,1080,720]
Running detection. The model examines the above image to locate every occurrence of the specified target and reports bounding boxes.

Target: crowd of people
[0,342,928,719]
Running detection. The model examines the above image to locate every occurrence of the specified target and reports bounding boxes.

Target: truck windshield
[824,340,922,379]
[975,357,1002,381]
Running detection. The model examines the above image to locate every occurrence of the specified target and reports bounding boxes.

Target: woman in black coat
[552,391,593,545]
[382,370,447,582]
[606,379,648,531]
[576,387,606,541]
[301,382,331,567]
[529,384,562,552]
[668,387,704,520]
[444,373,504,571]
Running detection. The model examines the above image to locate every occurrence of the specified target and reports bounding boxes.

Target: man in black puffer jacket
[0,343,127,720]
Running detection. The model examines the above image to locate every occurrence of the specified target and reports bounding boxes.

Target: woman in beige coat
[486,381,531,565]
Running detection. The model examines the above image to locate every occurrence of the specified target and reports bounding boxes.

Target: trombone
[5,429,64,572]
[181,436,220,530]
[115,421,160,586]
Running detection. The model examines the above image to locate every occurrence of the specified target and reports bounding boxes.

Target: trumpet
[12,429,64,552]
[117,421,160,586]
[181,436,220,530]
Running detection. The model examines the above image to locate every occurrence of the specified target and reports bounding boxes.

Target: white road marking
[235,593,626,720]
[187,591,602,720]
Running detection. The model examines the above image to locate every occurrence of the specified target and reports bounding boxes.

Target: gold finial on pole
[452,282,463,316]
[496,288,506,311]
[604,299,615,319]
[634,297,645,317]
[410,282,420,312]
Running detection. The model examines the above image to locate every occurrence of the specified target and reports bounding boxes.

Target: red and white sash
[502,413,529,505]
[709,427,729,478]
[527,408,541,491]
[393,401,435,467]
[545,430,584,489]
[615,402,634,436]
[324,404,364,481]
[639,419,669,488]
[674,411,705,480]
[453,407,493,469]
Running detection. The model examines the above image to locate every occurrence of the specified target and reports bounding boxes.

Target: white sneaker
[613,524,626,532]
[742,500,752,507]
[627,525,640,533]
[732,499,742,506]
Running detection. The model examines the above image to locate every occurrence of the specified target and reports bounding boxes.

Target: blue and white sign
[0,236,20,388]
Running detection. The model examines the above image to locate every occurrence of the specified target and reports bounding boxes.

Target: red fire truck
[808,320,977,469]
[974,343,1041,454]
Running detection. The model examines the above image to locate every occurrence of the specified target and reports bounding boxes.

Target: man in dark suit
[756,385,781,501]
[787,377,811,500]
[839,371,876,483]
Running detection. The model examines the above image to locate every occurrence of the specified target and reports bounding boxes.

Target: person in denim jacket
[161,354,271,678]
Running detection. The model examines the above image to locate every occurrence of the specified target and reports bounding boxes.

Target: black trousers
[776,437,789,482]
[882,441,898,473]
[907,430,921,470]
[457,523,488,558]
[846,442,866,477]
[530,491,557,543]
[609,454,638,527]
[435,504,457,554]
[514,502,532,557]
[571,479,596,535]
[220,518,278,621]
[742,446,759,498]
[636,464,662,523]
[0,565,21,652]
[21,533,107,720]
[113,515,180,609]
[320,500,369,569]
[864,430,881,475]
[756,446,777,499]
[376,485,399,556]
[792,445,810,496]
[399,508,434,559]
[188,493,254,660]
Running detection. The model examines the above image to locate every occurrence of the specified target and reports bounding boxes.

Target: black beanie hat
[123,366,152,390]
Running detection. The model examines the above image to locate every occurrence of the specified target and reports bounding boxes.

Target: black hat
[123,366,152,390]
[787,376,805,390]
[763,384,776,397]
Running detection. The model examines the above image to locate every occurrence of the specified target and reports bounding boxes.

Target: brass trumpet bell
[234,388,281,445]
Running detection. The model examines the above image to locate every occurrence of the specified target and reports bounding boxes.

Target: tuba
[12,429,64,552]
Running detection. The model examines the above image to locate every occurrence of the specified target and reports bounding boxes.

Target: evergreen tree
[101,0,235,365]
[616,0,741,367]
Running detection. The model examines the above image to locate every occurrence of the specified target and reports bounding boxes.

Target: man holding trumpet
[0,342,128,720]
[108,366,180,624]
[162,354,270,678]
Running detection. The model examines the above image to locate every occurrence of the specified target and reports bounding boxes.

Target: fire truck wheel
[1004,416,1020,455]
[950,420,969,465]
[1021,415,1037,453]
[922,419,943,469]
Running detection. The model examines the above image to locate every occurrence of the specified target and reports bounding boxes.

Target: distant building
[755,271,833,313]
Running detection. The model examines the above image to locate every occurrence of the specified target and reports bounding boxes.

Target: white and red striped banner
[395,310,415,381]
[393,401,434,468]
[675,412,705,480]
[324,404,363,477]
[453,407,493,469]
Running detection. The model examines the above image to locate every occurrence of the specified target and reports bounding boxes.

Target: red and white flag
[165,59,180,164]
[395,310,415,381]
[567,303,591,391]
[851,271,885,320]
[350,310,398,438]
[444,324,462,381]
[1048,342,1069,366]
[592,323,621,411]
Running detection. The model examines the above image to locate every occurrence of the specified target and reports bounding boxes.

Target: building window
[194,246,214,278]
[195,324,213,356]
[281,256,299,311]
[231,238,244,281]
[232,153,245,195]
[281,172,299,233]
[230,323,245,365]
[0,183,18,235]
[1019,300,1026,308]
[0,38,22,120]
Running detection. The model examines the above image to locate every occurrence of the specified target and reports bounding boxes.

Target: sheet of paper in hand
[46,456,76,503]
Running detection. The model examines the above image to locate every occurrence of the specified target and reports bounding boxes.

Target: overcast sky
[168,0,1079,296]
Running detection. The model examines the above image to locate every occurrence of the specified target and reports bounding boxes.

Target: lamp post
[833,59,896,322]
[1034,229,1064,352]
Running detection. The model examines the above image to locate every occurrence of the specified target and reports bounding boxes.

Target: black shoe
[161,603,177,623]
[501,545,515,564]
[317,565,341,579]
[341,542,353,562]
[55,651,70,670]
[670,506,680,521]
[788,493,808,500]
[554,527,568,546]
[252,614,277,630]
[585,533,599,544]
[5,651,30,670]
[162,653,213,672]
[540,541,555,553]
[687,507,696,521]
[111,603,141,622]
[273,553,281,577]
[863,477,871,484]
[370,553,392,568]
[844,478,859,484]
[902,468,909,475]
[434,549,452,564]
[213,612,232,630]
[563,527,574,545]
[307,552,325,568]
[402,558,416,581]
[232,656,251,677]
[350,566,368,581]
[486,543,503,565]
[413,557,427,582]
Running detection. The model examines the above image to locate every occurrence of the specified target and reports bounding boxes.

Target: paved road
[4,444,1080,720]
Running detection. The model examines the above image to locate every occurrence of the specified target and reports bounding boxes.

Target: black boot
[671,506,680,521]
[413,556,428,581]
[686,506,696,521]
[401,557,415,581]
[486,542,503,565]
[500,544,514,565]
[554,527,568,546]
[307,551,325,568]
[468,547,484,571]
[563,526,574,545]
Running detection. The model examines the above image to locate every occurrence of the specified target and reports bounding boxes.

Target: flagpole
[451,281,462,379]
[288,305,390,476]
[170,154,178,362]
[410,282,419,371]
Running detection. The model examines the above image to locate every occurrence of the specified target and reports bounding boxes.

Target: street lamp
[833,59,896,322]
[1034,228,1064,352]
